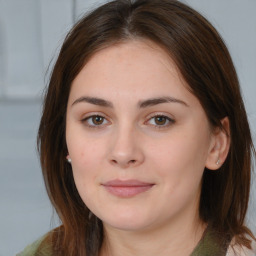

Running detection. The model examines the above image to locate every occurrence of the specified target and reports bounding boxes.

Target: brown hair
[38,0,255,255]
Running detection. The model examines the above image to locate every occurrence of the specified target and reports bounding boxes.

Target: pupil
[93,116,103,125]
[155,116,166,125]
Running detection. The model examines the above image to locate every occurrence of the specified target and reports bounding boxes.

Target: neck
[99,214,207,256]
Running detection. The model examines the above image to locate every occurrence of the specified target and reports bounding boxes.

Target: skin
[66,40,230,256]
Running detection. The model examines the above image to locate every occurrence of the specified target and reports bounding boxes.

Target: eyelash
[145,114,175,129]
[81,114,110,129]
[81,113,175,129]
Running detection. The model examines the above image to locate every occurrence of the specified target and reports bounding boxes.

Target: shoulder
[17,233,52,256]
[226,237,256,256]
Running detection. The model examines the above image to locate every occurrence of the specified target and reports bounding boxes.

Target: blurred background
[0,0,255,255]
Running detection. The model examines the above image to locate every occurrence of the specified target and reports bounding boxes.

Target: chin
[99,210,157,232]
[103,219,151,232]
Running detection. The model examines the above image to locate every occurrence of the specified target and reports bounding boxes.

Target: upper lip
[102,179,154,187]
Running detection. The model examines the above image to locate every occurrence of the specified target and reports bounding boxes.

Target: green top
[17,225,229,256]
[191,225,229,256]
[17,234,51,256]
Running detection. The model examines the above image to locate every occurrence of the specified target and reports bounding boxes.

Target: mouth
[101,179,155,198]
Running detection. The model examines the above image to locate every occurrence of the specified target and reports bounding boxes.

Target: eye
[146,114,175,128]
[82,115,109,128]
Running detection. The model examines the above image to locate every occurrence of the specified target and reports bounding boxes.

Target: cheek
[69,140,103,203]
[66,121,107,165]
[149,133,197,169]
[150,137,206,208]
[70,139,106,175]
[148,128,210,186]
[67,135,111,200]
[66,128,98,182]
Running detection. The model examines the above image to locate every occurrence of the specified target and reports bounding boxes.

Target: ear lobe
[66,154,72,163]
[205,117,230,170]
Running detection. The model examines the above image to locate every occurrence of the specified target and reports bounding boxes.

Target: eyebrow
[71,96,188,108]
[138,96,188,108]
[72,96,114,108]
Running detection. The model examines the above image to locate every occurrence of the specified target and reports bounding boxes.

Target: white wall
[0,0,106,99]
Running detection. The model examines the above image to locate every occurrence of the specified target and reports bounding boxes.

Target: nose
[108,126,145,169]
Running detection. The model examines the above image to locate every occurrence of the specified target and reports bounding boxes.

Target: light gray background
[0,1,255,255]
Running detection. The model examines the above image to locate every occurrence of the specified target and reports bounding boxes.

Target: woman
[18,0,256,255]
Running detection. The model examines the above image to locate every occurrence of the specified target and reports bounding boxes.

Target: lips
[102,179,154,198]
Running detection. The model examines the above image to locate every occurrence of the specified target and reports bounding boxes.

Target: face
[66,40,215,233]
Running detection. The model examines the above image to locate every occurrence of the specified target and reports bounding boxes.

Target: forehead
[72,40,184,87]
[87,39,173,66]
[67,40,209,126]
[68,39,201,110]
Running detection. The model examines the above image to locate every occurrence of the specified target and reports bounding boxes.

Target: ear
[205,117,230,170]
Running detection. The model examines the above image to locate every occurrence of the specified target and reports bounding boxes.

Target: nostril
[110,159,136,166]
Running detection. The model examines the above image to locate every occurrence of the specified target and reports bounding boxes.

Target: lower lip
[103,185,153,198]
